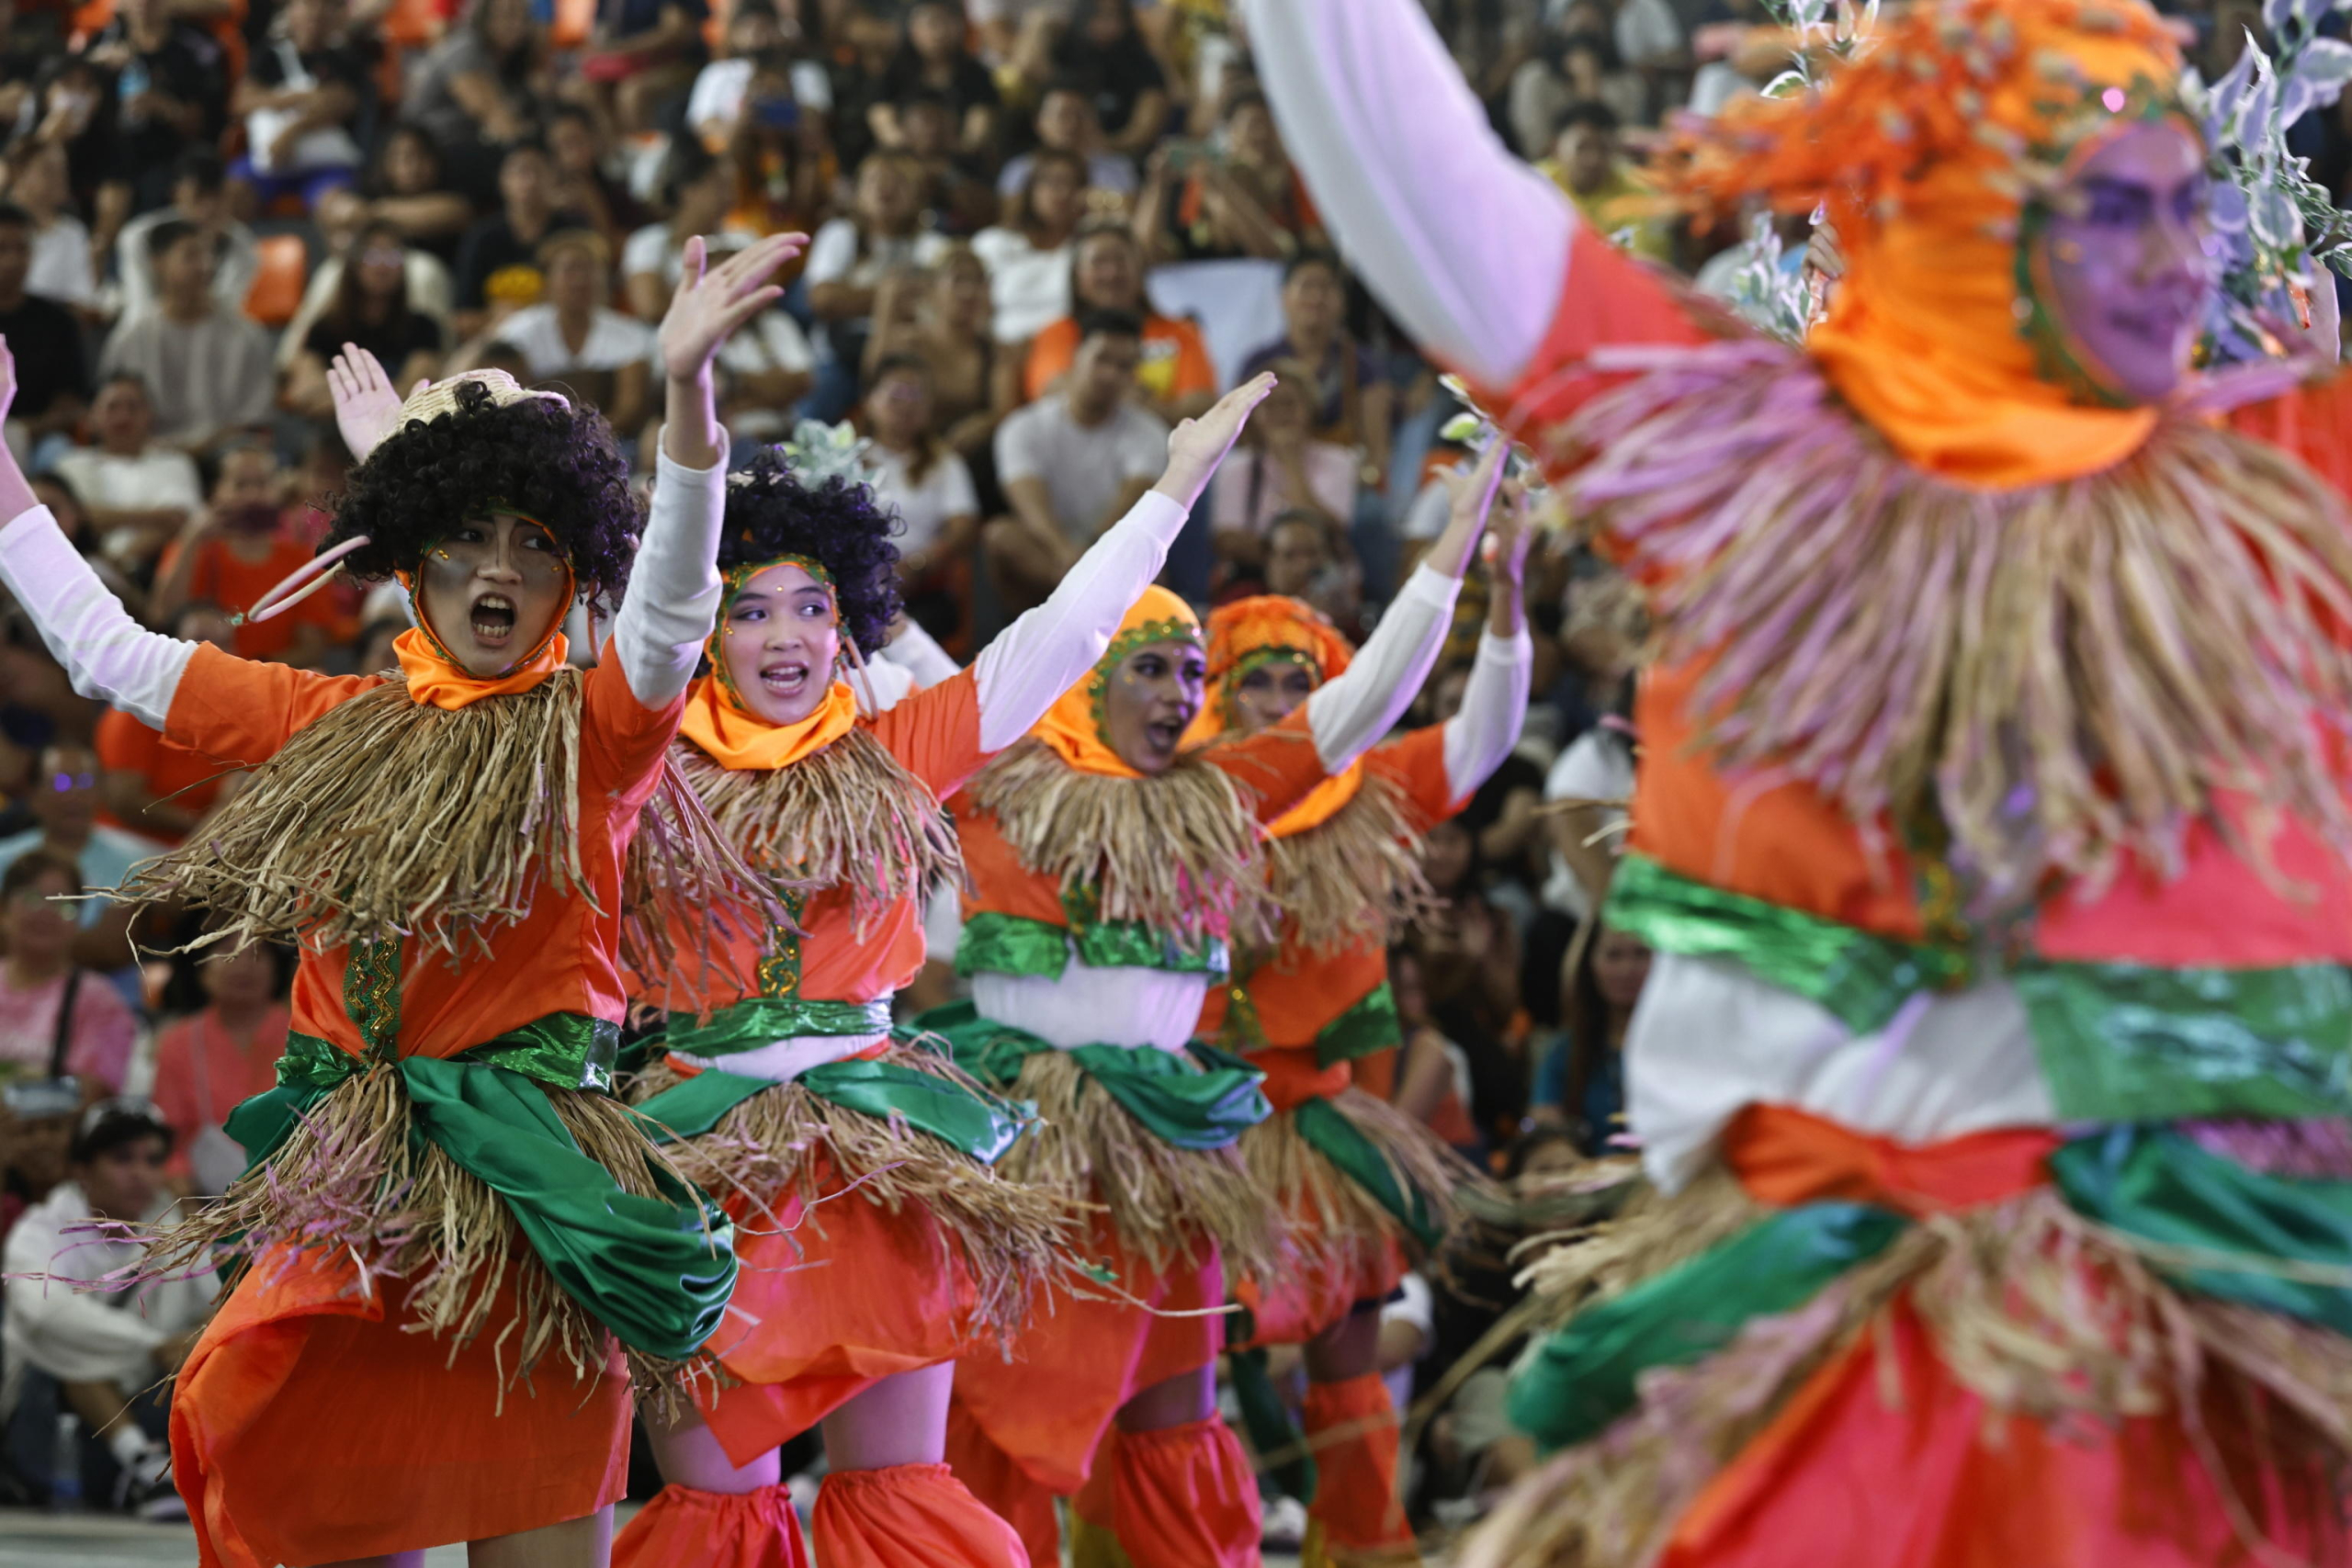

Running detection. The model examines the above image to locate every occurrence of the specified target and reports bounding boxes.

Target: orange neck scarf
[392,626,571,710]
[1032,585,1203,779]
[680,673,860,771]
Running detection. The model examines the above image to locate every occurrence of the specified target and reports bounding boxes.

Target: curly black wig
[321,379,640,607]
[717,445,903,656]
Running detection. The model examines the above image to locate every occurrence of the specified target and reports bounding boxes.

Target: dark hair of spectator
[323,220,413,333]
[866,353,945,486]
[0,201,28,233]
[145,218,201,264]
[1039,74,1098,113]
[1266,509,1329,552]
[1501,1122,1584,1180]
[1283,246,1343,287]
[323,380,639,604]
[1069,220,1144,310]
[1555,100,1621,140]
[3,848,82,904]
[97,371,150,402]
[749,44,799,81]
[70,1101,175,1167]
[1561,28,1624,73]
[367,123,447,199]
[500,136,552,175]
[715,446,903,657]
[660,136,723,213]
[1076,306,1144,344]
[1009,148,1087,233]
[174,148,228,195]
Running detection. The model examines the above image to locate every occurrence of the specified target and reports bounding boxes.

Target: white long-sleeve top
[1441,627,1534,805]
[2,1184,217,1409]
[972,563,1468,1052]
[0,453,728,727]
[1242,0,1572,389]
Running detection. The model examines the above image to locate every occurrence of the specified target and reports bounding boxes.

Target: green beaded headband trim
[1219,645,1321,729]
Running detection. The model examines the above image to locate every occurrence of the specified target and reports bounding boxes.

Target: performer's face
[718,560,842,727]
[416,513,571,677]
[2032,118,2211,405]
[1229,654,1317,735]
[1102,637,1205,775]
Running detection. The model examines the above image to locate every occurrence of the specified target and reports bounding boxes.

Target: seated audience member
[995,77,1140,199]
[1238,250,1394,486]
[865,355,980,637]
[720,47,839,238]
[1402,812,1527,1148]
[51,377,205,573]
[85,0,232,212]
[150,941,288,1195]
[451,138,591,340]
[148,445,336,667]
[114,152,261,322]
[403,0,552,208]
[1532,920,1652,1155]
[0,853,136,1092]
[624,139,754,320]
[3,141,95,316]
[865,246,1016,479]
[988,308,1169,608]
[96,222,276,455]
[1023,221,1216,423]
[1136,88,1319,265]
[581,0,711,137]
[971,147,1086,345]
[1260,507,1363,637]
[892,88,998,236]
[283,220,447,420]
[1210,367,1355,586]
[1050,0,1171,158]
[95,606,235,847]
[546,104,638,248]
[477,230,655,438]
[871,2,1001,160]
[229,0,371,217]
[685,1,835,152]
[806,149,952,335]
[1,1100,212,1517]
[337,123,477,273]
[1388,946,1481,1158]
[0,204,90,461]
[1537,103,1672,265]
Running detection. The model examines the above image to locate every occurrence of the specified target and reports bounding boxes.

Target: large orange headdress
[1185,595,1357,746]
[1662,0,2188,489]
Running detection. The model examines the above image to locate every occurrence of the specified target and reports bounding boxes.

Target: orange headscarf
[1034,585,1203,778]
[1185,595,1363,836]
[1661,0,2185,490]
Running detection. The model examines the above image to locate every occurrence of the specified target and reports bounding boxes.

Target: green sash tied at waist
[633,1048,1028,1165]
[663,996,897,1058]
[913,1000,1271,1150]
[1293,1096,1439,1249]
[228,1027,735,1363]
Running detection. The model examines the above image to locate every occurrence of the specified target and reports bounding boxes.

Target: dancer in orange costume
[927,475,1502,1568]
[1247,0,2352,1562]
[0,233,803,1567]
[1173,499,1532,1565]
[608,376,1282,1568]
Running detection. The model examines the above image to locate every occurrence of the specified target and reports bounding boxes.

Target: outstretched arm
[1442,485,1535,802]
[968,376,1277,752]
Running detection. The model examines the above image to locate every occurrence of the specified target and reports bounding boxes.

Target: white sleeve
[1442,628,1532,800]
[1240,0,1573,387]
[878,615,962,688]
[970,490,1189,753]
[0,508,195,729]
[610,452,726,707]
[1304,562,1461,773]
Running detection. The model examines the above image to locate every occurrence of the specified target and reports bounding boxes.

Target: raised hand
[1153,372,1278,510]
[1424,436,1510,580]
[328,344,423,464]
[1486,479,1535,587]
[659,231,809,385]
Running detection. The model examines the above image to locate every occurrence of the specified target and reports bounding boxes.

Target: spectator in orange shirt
[96,603,235,846]
[1022,220,1216,423]
[150,938,289,1194]
[146,444,334,667]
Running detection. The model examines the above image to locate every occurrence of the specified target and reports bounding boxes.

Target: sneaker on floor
[1261,1495,1309,1552]
[115,1446,188,1521]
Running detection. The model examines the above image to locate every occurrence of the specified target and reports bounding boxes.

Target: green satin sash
[1508,1202,1905,1454]
[664,996,896,1057]
[913,1000,1270,1151]
[228,1029,734,1362]
[633,1050,1027,1164]
[955,910,1230,980]
[1294,1095,1438,1248]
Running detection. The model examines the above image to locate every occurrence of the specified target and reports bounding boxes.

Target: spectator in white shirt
[971,146,1085,344]
[5,141,96,314]
[1609,0,1688,69]
[623,139,755,321]
[685,0,834,151]
[473,228,653,438]
[50,376,205,570]
[988,307,1169,608]
[994,80,1139,199]
[3,1101,216,1519]
[866,353,980,583]
[114,151,262,322]
[96,222,277,455]
[806,151,953,328]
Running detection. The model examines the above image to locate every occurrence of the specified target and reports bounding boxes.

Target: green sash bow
[633,1049,1027,1165]
[228,1026,735,1363]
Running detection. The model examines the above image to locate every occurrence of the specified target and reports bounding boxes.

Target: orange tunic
[161,639,683,1568]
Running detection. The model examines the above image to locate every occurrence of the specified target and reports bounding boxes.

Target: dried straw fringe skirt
[626,1031,1074,1464]
[916,1001,1287,1493]
[1463,1105,2352,1568]
[151,1031,736,1568]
